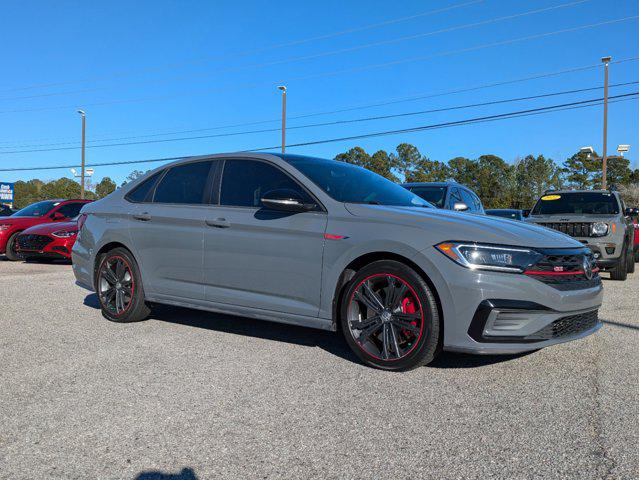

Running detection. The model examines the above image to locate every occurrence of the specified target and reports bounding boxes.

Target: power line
[0,0,484,94]
[1,79,638,153]
[3,12,635,116]
[1,92,637,173]
[0,0,589,103]
[4,57,634,146]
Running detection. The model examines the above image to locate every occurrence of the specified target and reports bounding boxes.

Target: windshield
[284,156,431,207]
[532,192,619,215]
[407,186,447,208]
[13,200,60,217]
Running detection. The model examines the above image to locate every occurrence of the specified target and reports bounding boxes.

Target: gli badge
[582,255,594,280]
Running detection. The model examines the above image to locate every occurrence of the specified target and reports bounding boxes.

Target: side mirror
[522,209,531,218]
[261,189,316,213]
[50,212,66,221]
[453,202,469,212]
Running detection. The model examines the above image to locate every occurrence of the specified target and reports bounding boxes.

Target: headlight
[591,222,609,237]
[435,242,543,273]
[52,230,77,238]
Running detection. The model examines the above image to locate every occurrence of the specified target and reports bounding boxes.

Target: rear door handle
[205,218,231,228]
[133,213,151,222]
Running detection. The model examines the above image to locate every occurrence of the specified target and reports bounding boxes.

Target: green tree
[511,155,563,208]
[604,155,631,188]
[335,147,398,181]
[407,158,449,183]
[95,177,117,198]
[474,154,511,208]
[563,150,599,189]
[390,143,422,180]
[447,157,479,189]
[121,169,146,187]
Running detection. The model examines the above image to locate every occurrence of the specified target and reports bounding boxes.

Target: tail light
[77,213,88,232]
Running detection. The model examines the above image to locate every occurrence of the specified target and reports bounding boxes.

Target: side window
[126,171,163,203]
[449,188,462,208]
[460,189,477,212]
[153,161,213,204]
[472,192,484,212]
[220,159,313,208]
[56,202,85,218]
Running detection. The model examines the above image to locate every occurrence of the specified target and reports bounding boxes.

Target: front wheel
[609,248,628,281]
[627,247,635,274]
[340,260,440,371]
[4,232,22,261]
[96,247,151,322]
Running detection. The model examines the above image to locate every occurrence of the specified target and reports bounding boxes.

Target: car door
[127,160,216,301]
[203,158,327,318]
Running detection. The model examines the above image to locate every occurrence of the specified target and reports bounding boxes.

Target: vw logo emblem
[583,255,594,280]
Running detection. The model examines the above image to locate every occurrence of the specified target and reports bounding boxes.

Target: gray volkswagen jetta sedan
[72,153,603,370]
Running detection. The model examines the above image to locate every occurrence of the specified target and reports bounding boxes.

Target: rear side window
[126,171,163,203]
[56,202,85,218]
[153,161,213,204]
[460,189,477,212]
[220,159,312,208]
[449,188,462,207]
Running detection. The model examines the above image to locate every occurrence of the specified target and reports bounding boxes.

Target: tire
[4,232,22,261]
[609,247,628,281]
[635,248,639,264]
[627,245,635,274]
[95,247,151,322]
[339,260,440,371]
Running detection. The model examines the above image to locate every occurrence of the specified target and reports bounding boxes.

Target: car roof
[400,182,456,187]
[545,190,616,194]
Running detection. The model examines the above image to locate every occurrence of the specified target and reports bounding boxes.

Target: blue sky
[0,0,638,185]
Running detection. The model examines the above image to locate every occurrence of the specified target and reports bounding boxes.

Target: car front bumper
[415,252,604,355]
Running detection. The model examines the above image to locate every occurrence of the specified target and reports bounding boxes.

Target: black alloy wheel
[96,247,150,322]
[340,260,440,371]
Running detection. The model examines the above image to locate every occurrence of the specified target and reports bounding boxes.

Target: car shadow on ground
[83,294,531,369]
[134,468,198,480]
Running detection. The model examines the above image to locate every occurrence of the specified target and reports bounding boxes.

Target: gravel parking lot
[1,259,637,479]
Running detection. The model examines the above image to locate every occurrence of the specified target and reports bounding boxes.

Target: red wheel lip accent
[99,254,136,317]
[348,272,426,362]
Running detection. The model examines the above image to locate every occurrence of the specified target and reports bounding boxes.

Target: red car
[16,218,82,262]
[0,199,91,261]
[634,218,639,262]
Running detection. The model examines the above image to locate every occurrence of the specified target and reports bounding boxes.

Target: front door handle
[206,218,231,228]
[133,213,151,222]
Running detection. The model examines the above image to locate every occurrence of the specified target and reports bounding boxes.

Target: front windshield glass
[532,192,619,215]
[283,156,431,207]
[13,200,60,217]
[408,186,447,208]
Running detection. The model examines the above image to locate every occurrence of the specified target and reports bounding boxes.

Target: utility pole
[601,56,611,190]
[277,86,287,153]
[77,109,86,199]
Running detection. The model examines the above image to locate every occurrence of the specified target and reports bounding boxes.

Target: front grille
[526,310,599,340]
[536,222,594,237]
[16,234,53,251]
[526,251,601,291]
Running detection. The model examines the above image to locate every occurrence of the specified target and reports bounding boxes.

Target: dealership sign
[0,182,14,203]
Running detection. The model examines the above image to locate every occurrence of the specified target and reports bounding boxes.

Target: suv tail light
[77,213,88,232]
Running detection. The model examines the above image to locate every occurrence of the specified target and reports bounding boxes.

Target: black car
[0,204,14,217]
[485,209,524,221]
[401,181,485,214]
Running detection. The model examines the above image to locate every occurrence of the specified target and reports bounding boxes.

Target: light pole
[601,56,611,190]
[77,109,86,199]
[277,86,287,153]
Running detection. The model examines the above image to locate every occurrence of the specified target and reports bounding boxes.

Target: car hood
[527,214,618,223]
[345,203,581,249]
[0,216,48,228]
[21,221,77,235]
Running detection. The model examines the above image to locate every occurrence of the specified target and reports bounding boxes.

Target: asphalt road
[0,259,637,480]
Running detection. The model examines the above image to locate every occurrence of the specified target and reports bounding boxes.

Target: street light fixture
[277,86,287,153]
[77,109,86,199]
[617,144,630,156]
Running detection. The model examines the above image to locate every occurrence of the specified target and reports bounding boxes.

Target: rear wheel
[340,260,440,371]
[635,248,639,263]
[609,247,628,281]
[96,247,150,322]
[4,232,22,261]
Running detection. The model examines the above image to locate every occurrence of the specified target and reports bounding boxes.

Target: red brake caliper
[401,297,418,339]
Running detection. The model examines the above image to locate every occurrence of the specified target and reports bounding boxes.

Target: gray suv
[527,190,635,280]
[72,153,602,370]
